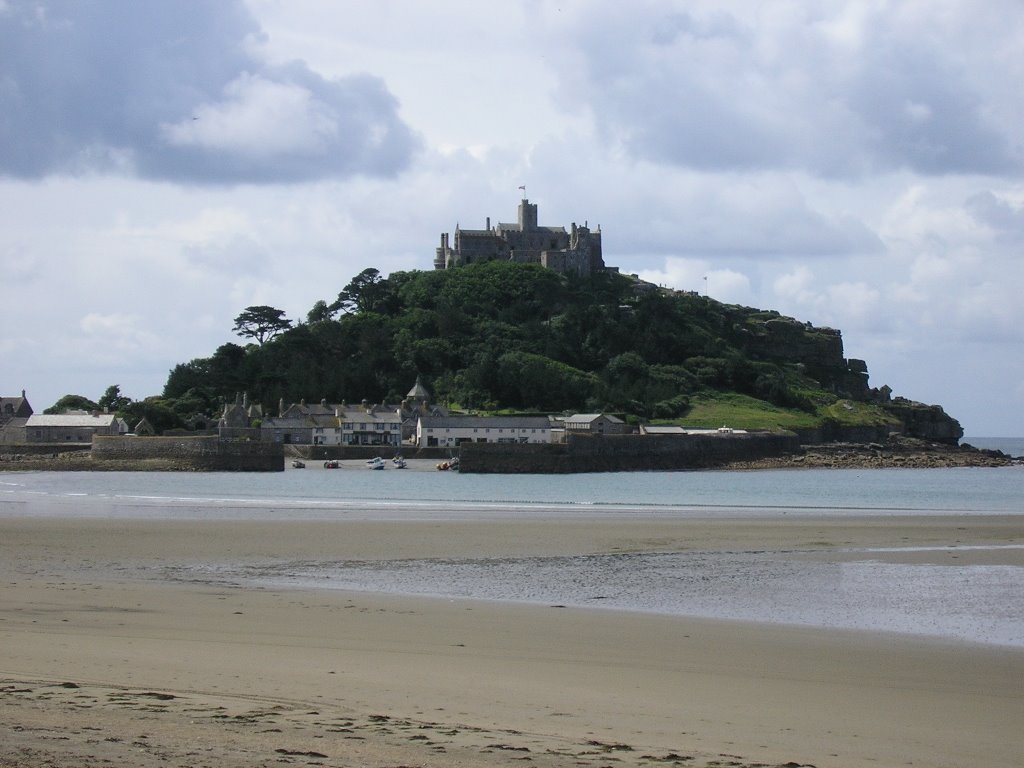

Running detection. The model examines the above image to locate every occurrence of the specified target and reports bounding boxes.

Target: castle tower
[517,199,538,231]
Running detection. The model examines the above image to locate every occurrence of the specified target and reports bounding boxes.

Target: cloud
[546,1,1022,178]
[965,190,1024,244]
[79,312,160,351]
[0,0,418,183]
[636,258,754,305]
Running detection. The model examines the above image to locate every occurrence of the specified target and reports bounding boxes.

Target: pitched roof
[338,407,402,425]
[0,394,33,419]
[565,413,624,424]
[407,379,431,400]
[26,413,117,427]
[419,415,551,430]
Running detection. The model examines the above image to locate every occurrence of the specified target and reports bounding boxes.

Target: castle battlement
[434,199,606,278]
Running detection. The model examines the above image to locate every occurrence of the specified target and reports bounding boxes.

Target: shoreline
[1,436,1018,473]
[2,512,1022,767]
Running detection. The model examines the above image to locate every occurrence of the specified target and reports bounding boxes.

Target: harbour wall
[91,436,284,471]
[458,432,801,474]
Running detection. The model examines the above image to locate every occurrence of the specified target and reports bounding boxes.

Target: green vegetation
[670,392,823,431]
[141,261,891,433]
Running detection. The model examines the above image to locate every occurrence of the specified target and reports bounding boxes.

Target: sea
[1,443,1022,648]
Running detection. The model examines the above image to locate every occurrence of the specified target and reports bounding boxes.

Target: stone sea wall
[91,436,284,471]
[458,432,801,474]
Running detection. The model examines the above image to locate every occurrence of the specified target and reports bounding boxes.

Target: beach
[2,510,1022,767]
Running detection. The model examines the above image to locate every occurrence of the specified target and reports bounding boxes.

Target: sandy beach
[2,510,1022,767]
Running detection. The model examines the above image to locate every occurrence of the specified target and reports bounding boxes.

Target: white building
[417,415,552,448]
[338,405,402,447]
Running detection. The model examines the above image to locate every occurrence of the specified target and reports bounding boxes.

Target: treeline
[158,262,838,424]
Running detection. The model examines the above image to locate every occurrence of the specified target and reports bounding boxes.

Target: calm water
[1,464,1022,519]
[2,466,1022,646]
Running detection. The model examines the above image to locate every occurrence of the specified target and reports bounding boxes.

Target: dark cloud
[0,0,418,183]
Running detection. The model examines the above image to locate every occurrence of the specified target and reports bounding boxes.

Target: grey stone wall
[458,432,801,474]
[92,436,284,471]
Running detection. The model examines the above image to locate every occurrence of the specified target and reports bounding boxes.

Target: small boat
[393,457,407,469]
[323,459,340,469]
[291,460,306,469]
[366,456,386,470]
[436,456,459,471]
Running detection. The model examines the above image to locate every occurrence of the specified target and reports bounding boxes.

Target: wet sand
[1,512,1022,767]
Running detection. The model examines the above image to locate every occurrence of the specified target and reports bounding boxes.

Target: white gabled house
[337,404,402,447]
[416,415,552,448]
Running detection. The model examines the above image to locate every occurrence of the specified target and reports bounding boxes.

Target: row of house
[3,384,634,449]
[2,391,154,444]
[218,382,632,449]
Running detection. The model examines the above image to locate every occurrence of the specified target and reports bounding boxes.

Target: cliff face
[745,316,870,400]
[880,398,964,445]
[741,314,962,442]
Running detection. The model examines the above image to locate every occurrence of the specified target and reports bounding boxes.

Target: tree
[98,385,132,412]
[232,305,292,345]
[43,394,99,414]
[306,299,334,324]
[330,268,384,315]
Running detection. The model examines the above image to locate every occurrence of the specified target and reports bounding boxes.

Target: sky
[1,0,1022,437]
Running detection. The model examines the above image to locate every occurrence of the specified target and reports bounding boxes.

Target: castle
[434,198,607,277]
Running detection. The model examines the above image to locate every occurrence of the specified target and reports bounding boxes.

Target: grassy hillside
[154,262,957,439]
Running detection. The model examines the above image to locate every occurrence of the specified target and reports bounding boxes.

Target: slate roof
[0,394,33,420]
[419,415,551,430]
[26,414,117,427]
[565,413,624,424]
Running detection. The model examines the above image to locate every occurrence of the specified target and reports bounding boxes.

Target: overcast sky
[2,0,1022,436]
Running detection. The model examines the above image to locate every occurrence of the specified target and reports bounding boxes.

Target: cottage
[1,390,33,421]
[24,412,120,443]
[338,404,402,447]
[562,413,629,435]
[416,415,552,448]
[218,392,263,440]
[0,390,34,443]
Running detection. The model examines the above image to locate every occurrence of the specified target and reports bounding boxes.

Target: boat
[436,456,459,471]
[291,460,306,469]
[393,457,407,469]
[323,459,340,469]
[366,456,386,470]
